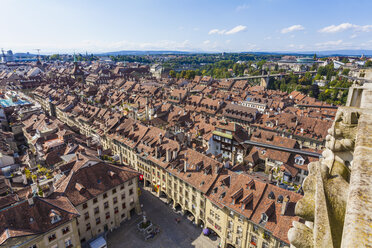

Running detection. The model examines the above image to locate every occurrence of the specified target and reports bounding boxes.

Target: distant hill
[97,50,194,56]
[292,50,372,56]
[96,49,372,57]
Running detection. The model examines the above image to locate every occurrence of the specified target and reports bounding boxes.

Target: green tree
[169,70,176,78]
[311,84,320,98]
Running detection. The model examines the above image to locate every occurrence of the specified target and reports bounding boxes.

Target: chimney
[231,151,236,166]
[97,146,102,158]
[27,193,34,206]
[155,146,159,158]
[215,165,220,174]
[184,159,188,172]
[224,160,230,168]
[275,119,278,126]
[22,171,27,185]
[187,133,191,146]
[159,133,163,144]
[179,92,182,103]
[166,149,171,162]
[268,170,273,182]
[281,195,290,215]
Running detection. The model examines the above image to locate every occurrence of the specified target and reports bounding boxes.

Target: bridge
[241,140,322,158]
[341,75,372,84]
[231,71,317,80]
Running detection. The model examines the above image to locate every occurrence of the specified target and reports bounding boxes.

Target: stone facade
[288,82,372,248]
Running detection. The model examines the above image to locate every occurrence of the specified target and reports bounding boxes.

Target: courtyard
[107,188,220,248]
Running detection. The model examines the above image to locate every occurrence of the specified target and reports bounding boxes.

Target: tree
[342,69,350,76]
[311,84,320,98]
[169,70,176,78]
[365,60,372,67]
[341,57,349,64]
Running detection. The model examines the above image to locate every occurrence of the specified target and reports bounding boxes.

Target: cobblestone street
[107,188,220,248]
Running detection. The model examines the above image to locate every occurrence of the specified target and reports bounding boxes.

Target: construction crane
[35,49,41,62]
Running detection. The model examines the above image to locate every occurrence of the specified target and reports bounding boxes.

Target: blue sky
[1,0,372,53]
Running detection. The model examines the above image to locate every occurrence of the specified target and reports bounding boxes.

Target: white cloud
[315,40,345,48]
[208,29,226,35]
[225,40,231,44]
[319,23,372,33]
[264,36,272,40]
[350,34,358,39]
[288,44,305,50]
[281,25,304,34]
[203,40,211,45]
[236,4,249,11]
[208,25,246,35]
[319,23,355,33]
[225,25,247,35]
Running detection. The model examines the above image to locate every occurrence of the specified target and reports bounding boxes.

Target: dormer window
[50,210,61,224]
[261,213,268,222]
[268,191,275,200]
[295,156,304,165]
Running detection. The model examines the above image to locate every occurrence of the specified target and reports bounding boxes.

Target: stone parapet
[288,103,372,248]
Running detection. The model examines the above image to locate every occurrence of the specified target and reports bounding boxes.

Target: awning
[89,236,107,248]
[203,228,210,235]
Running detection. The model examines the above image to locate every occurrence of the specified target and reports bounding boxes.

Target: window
[227,232,232,240]
[253,225,259,232]
[62,226,70,235]
[103,193,108,199]
[121,193,126,200]
[129,189,133,195]
[96,217,101,225]
[251,235,257,243]
[82,203,88,209]
[228,220,233,229]
[120,185,124,190]
[128,179,133,185]
[86,223,91,231]
[122,203,126,209]
[121,213,125,219]
[93,198,98,204]
[113,197,118,204]
[104,201,109,209]
[84,212,89,220]
[237,226,242,234]
[215,213,220,221]
[29,245,37,248]
[238,215,244,223]
[48,234,56,242]
[304,170,309,176]
[94,207,99,215]
[114,207,119,214]
[235,237,241,246]
[112,188,117,194]
[65,238,73,248]
[106,212,110,219]
[279,241,287,247]
[262,242,269,248]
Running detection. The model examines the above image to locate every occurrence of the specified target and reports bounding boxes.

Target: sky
[1,0,372,54]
